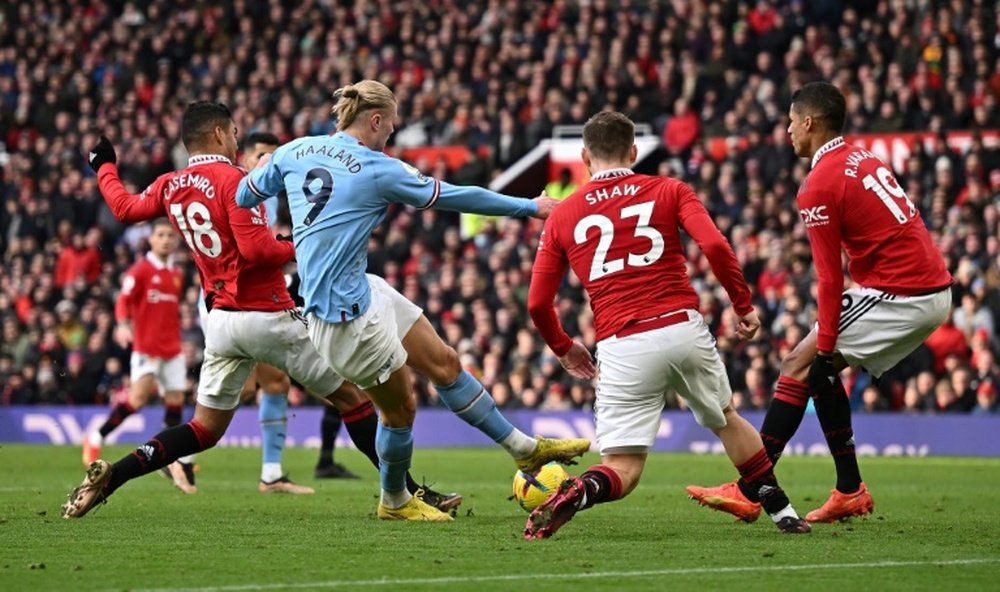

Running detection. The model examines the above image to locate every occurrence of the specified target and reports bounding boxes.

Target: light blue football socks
[376,423,413,508]
[436,370,535,457]
[259,392,288,482]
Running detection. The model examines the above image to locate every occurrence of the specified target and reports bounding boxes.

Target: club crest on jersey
[249,205,266,225]
[799,205,830,227]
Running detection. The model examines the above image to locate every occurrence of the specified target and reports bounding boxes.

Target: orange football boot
[805,482,874,522]
[686,481,762,523]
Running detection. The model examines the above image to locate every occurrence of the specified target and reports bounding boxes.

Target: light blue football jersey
[236,132,537,323]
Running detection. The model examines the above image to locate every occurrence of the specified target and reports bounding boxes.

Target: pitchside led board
[2,407,998,457]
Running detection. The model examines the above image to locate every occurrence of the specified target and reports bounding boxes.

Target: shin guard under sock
[375,423,413,502]
[105,419,216,496]
[759,376,810,464]
[342,401,422,493]
[579,465,623,510]
[814,378,862,493]
[735,448,791,515]
[435,371,516,443]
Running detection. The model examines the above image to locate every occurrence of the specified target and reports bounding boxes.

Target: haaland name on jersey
[292,142,363,174]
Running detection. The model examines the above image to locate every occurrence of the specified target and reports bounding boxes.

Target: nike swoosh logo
[89,152,97,162]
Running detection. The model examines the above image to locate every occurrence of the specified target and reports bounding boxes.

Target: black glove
[807,352,837,398]
[276,233,293,242]
[87,135,117,173]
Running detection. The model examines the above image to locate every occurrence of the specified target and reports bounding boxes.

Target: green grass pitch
[2,444,999,591]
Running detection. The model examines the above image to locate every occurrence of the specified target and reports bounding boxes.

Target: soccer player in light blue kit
[237,80,591,521]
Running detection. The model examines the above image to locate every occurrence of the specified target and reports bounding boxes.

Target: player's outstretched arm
[88,135,166,223]
[375,156,539,218]
[236,151,283,209]
[433,182,540,217]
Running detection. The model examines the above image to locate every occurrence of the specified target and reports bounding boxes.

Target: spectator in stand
[544,168,578,200]
[972,381,998,415]
[933,378,964,413]
[925,309,970,374]
[54,231,102,288]
[663,98,701,157]
[953,292,996,344]
[54,300,86,352]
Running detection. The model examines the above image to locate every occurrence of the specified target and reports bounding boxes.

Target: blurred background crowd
[1,0,999,415]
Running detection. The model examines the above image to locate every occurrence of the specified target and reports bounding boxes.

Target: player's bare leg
[63,405,232,518]
[239,366,259,403]
[360,366,451,521]
[84,374,157,466]
[402,316,589,470]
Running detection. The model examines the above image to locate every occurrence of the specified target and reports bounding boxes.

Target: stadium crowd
[1,0,999,415]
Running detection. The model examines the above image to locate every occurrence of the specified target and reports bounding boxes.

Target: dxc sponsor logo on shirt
[799,206,830,227]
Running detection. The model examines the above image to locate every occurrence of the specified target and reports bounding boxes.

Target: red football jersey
[98,155,295,312]
[798,137,952,352]
[115,252,183,358]
[529,169,753,354]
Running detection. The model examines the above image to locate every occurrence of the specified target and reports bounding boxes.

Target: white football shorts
[197,308,345,410]
[594,309,732,454]
[834,286,952,378]
[307,274,423,390]
[130,352,186,394]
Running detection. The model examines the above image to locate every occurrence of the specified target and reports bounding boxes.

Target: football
[512,462,570,512]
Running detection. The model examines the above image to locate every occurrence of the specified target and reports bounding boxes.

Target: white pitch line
[134,558,1000,592]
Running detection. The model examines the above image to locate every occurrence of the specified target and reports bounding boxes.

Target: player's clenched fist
[87,135,117,173]
[736,309,761,341]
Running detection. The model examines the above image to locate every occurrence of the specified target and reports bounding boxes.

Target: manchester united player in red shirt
[63,102,459,519]
[82,219,194,487]
[523,112,810,538]
[689,82,952,523]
